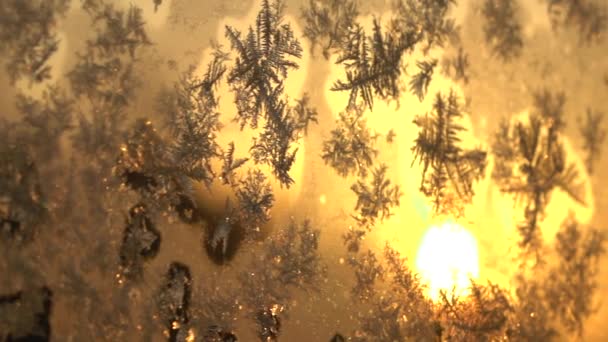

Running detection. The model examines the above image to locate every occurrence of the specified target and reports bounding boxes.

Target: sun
[415,221,480,301]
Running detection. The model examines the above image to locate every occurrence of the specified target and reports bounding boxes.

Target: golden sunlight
[415,221,480,301]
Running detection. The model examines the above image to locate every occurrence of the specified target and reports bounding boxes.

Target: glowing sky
[188,1,597,299]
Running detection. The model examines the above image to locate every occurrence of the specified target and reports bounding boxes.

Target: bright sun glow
[416,221,480,301]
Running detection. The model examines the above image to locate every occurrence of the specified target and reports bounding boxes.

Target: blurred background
[1,0,607,341]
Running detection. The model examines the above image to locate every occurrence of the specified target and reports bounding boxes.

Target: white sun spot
[416,221,480,300]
